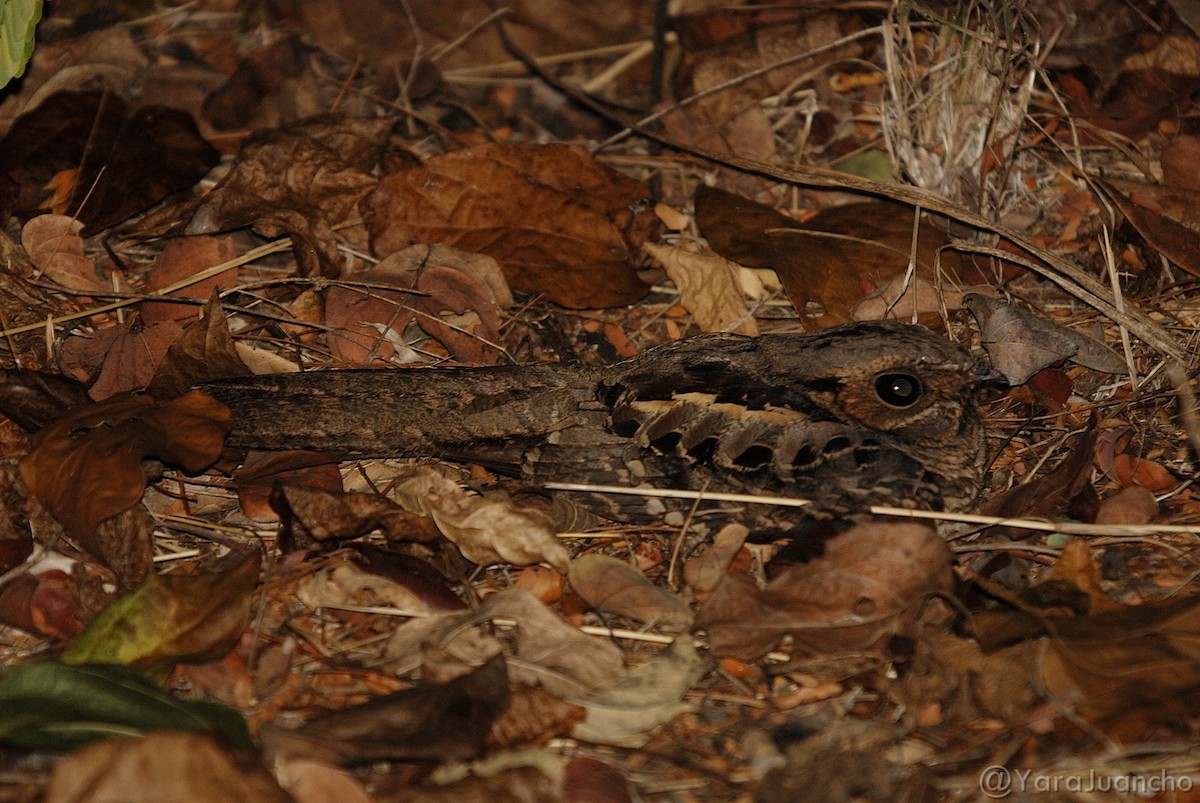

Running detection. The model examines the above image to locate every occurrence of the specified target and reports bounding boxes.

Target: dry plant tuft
[881,0,1039,220]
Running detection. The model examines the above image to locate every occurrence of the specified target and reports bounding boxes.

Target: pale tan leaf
[392,467,569,572]
[645,242,758,335]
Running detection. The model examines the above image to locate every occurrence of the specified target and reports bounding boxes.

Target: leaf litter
[3,0,1200,799]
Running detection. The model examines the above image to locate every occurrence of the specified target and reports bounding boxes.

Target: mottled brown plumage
[201,321,986,526]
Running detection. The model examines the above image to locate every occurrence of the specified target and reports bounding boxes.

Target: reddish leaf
[140,235,239,325]
[60,320,184,400]
[146,291,253,399]
[0,570,82,639]
[19,391,231,550]
[366,142,655,308]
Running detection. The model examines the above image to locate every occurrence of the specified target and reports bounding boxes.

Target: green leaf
[0,0,43,88]
[61,550,260,680]
[0,661,252,751]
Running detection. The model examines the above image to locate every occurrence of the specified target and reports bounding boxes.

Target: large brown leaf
[19,391,231,557]
[366,143,656,308]
[187,115,393,276]
[694,185,963,325]
[695,523,954,660]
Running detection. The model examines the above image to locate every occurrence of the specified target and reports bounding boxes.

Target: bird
[199,321,987,528]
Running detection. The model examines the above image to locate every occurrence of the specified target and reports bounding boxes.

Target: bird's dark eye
[874,373,922,407]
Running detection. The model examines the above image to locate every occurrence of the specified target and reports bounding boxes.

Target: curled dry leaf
[367,142,655,308]
[384,589,624,698]
[568,553,693,633]
[188,116,394,276]
[695,523,954,661]
[392,467,569,572]
[21,215,107,294]
[965,293,1126,385]
[571,636,709,748]
[19,390,232,551]
[325,245,510,365]
[644,242,758,335]
[296,560,436,617]
[270,482,436,549]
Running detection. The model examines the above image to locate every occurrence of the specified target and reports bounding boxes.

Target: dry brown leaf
[1048,538,1123,613]
[21,215,107,294]
[296,560,434,616]
[325,247,509,365]
[1113,454,1179,492]
[59,321,184,400]
[0,569,81,640]
[975,595,1200,726]
[146,292,253,399]
[568,553,693,633]
[270,483,432,549]
[367,142,655,308]
[383,589,624,698]
[851,274,974,321]
[1100,178,1200,278]
[695,523,954,660]
[19,391,231,558]
[140,235,239,325]
[392,468,569,572]
[263,654,510,765]
[644,242,758,335]
[489,684,586,747]
[980,427,1100,538]
[965,294,1126,385]
[694,185,963,324]
[44,731,290,803]
[187,116,394,276]
[683,523,749,596]
[1095,485,1159,525]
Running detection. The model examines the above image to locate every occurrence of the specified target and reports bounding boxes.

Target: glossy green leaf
[0,661,251,751]
[0,0,42,88]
